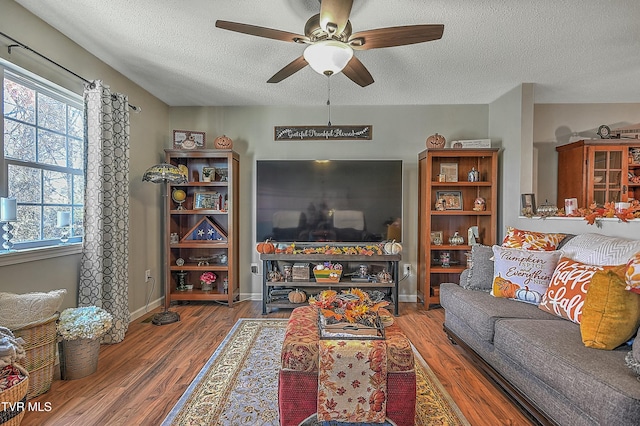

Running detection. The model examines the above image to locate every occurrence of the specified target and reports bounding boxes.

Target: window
[1,62,84,251]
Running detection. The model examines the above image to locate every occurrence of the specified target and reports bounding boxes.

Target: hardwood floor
[23,301,534,426]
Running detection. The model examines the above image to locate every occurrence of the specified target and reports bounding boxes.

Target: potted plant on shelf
[200,271,217,291]
[57,306,113,380]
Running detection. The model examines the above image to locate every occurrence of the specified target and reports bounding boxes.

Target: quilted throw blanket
[317,339,387,423]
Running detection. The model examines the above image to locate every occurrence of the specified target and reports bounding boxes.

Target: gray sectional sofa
[440,233,640,426]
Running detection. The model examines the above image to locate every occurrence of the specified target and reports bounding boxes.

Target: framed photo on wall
[173,130,205,149]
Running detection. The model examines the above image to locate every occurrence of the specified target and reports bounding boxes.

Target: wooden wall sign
[274,125,372,141]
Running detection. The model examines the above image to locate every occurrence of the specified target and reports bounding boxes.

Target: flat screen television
[256,160,403,243]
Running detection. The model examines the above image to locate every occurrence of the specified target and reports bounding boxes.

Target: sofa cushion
[462,244,493,291]
[581,266,640,350]
[440,283,561,343]
[493,318,640,425]
[501,227,567,251]
[625,251,640,294]
[538,257,614,324]
[560,233,640,266]
[0,289,66,330]
[491,246,561,305]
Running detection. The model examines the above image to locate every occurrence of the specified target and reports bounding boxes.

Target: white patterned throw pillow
[0,289,66,329]
[560,233,640,266]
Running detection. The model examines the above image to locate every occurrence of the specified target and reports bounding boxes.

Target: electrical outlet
[145,269,151,282]
[251,263,259,274]
[403,264,411,275]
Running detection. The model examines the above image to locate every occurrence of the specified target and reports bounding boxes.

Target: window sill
[0,243,82,267]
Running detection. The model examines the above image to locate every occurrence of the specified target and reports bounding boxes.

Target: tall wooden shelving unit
[418,148,499,309]
[164,149,240,306]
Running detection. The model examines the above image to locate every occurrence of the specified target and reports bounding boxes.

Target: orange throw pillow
[539,257,613,324]
[501,227,566,251]
[581,266,640,350]
[626,251,640,294]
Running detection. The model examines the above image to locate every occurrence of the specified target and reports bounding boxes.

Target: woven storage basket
[12,314,58,399]
[0,364,29,426]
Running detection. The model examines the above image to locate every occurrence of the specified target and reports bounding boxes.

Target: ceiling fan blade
[267,56,309,83]
[216,20,308,43]
[319,0,353,35]
[342,56,374,87]
[349,24,444,50]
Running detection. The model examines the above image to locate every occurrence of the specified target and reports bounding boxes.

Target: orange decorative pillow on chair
[501,227,566,251]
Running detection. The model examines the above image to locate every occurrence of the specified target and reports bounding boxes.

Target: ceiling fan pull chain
[327,74,332,126]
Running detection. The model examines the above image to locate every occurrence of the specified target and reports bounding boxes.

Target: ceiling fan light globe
[303,40,353,76]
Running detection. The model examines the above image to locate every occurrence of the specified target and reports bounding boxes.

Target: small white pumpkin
[384,240,402,255]
[515,287,542,304]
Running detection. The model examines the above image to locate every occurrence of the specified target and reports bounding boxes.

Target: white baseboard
[129,297,163,322]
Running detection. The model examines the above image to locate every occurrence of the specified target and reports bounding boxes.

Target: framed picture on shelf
[436,191,463,210]
[521,193,536,215]
[193,191,220,210]
[430,231,443,245]
[173,130,205,149]
[201,166,215,182]
[440,162,458,182]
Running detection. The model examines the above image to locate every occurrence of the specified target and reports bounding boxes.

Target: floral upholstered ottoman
[278,306,416,426]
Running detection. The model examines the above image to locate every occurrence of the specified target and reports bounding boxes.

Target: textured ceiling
[14,0,640,107]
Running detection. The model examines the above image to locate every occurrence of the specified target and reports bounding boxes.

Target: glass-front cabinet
[557,140,639,208]
[591,145,627,206]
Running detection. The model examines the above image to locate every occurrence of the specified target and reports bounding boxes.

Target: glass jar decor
[537,200,558,217]
[449,231,464,245]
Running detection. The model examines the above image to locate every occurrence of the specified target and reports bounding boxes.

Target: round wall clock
[597,125,611,139]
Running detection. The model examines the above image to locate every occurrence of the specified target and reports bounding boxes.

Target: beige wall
[534,103,640,204]
[170,105,489,300]
[0,0,170,314]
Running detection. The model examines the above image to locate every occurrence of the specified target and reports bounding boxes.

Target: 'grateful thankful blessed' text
[274,125,372,141]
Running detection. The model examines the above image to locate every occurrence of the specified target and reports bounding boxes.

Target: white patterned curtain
[79,80,130,344]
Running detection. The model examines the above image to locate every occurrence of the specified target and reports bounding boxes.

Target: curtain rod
[0,31,141,112]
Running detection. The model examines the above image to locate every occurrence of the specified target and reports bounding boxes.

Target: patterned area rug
[162,319,469,426]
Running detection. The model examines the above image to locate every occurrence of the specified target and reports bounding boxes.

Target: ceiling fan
[215,0,444,87]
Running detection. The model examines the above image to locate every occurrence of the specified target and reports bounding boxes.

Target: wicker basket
[12,314,58,399]
[0,364,29,426]
[59,337,100,380]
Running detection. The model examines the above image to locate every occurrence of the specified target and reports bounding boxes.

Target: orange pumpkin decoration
[287,289,306,304]
[492,274,519,298]
[256,239,275,254]
[214,135,233,149]
[426,133,446,149]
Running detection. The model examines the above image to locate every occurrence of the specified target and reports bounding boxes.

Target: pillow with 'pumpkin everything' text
[491,246,562,305]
